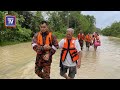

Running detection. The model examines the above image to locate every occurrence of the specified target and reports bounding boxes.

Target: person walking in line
[31,21,59,79]
[85,33,92,51]
[58,28,81,79]
[78,31,85,50]
[93,32,101,51]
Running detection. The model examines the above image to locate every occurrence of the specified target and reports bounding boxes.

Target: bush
[53,31,66,39]
[16,28,32,42]
[0,28,32,42]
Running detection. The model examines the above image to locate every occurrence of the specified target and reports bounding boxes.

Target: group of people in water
[31,21,101,79]
[78,31,101,51]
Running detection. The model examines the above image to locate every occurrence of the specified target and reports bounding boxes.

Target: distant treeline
[101,21,120,38]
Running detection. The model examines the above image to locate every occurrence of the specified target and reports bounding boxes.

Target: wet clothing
[35,54,51,79]
[32,31,58,79]
[86,42,91,47]
[60,64,76,78]
[79,40,84,47]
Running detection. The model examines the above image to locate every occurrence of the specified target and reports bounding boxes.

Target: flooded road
[0,35,120,79]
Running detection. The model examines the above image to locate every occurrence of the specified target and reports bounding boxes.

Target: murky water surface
[0,36,120,79]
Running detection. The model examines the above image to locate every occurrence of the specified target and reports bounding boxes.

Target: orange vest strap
[61,37,79,62]
[37,32,52,46]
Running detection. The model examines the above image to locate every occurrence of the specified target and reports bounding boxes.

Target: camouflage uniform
[32,31,58,79]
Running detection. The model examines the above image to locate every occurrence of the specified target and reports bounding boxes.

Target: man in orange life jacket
[31,21,59,79]
[85,33,92,51]
[78,31,85,50]
[58,28,81,79]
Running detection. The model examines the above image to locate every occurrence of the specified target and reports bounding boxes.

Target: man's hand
[36,45,41,52]
[43,44,51,51]
[43,53,50,61]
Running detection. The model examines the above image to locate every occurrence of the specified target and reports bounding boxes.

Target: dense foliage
[101,21,120,38]
[0,11,97,46]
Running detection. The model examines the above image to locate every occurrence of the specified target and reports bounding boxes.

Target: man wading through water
[31,21,59,79]
[78,31,85,50]
[58,28,81,79]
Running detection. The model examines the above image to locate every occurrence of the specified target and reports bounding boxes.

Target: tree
[30,11,44,36]
[85,15,96,33]
[15,11,34,29]
[102,21,120,37]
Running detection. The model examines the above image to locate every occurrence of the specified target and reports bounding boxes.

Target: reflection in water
[0,35,120,79]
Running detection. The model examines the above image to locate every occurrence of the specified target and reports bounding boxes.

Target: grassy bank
[0,39,63,47]
[0,40,32,47]
[0,36,79,47]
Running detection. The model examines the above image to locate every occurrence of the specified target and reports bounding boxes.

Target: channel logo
[4,15,16,28]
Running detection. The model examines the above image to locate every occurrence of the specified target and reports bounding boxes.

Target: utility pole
[67,11,70,28]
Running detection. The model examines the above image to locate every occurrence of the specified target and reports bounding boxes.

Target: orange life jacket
[78,33,85,40]
[37,32,52,46]
[60,37,79,62]
[85,35,91,42]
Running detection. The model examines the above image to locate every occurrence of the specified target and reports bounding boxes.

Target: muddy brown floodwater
[0,35,120,79]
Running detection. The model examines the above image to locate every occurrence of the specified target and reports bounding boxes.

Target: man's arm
[77,51,81,68]
[31,33,44,54]
[75,39,81,68]
[49,34,59,56]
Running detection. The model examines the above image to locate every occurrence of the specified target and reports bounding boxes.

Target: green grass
[116,35,120,38]
[0,38,66,47]
[58,39,62,42]
[0,40,31,47]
